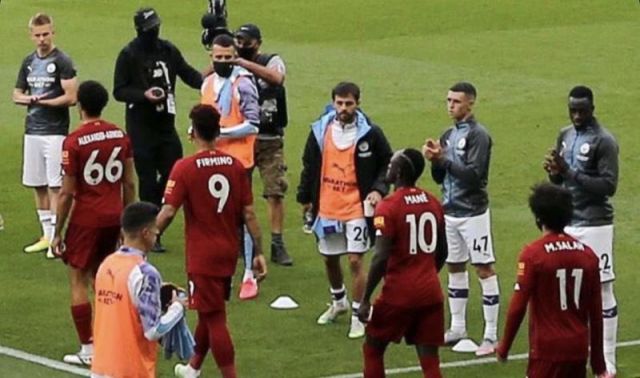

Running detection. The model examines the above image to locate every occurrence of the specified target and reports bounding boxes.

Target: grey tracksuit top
[550,119,618,226]
[431,117,491,217]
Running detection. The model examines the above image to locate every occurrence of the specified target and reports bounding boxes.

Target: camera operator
[113,7,203,252]
[233,24,292,266]
[201,0,231,49]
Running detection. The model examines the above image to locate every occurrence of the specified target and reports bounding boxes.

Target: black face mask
[214,62,234,78]
[137,27,160,49]
[237,47,257,60]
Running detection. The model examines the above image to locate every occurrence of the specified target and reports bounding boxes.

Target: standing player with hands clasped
[423,82,500,355]
[13,12,78,257]
[543,85,619,377]
[496,183,608,378]
[358,148,447,378]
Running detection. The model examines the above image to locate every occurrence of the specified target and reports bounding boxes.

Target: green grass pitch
[1,1,640,377]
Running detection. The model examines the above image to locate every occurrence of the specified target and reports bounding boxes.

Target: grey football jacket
[549,119,618,226]
[431,117,492,217]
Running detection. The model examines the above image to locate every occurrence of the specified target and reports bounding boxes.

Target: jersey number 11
[556,268,583,310]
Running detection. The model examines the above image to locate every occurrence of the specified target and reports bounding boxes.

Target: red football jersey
[501,233,604,368]
[163,150,252,277]
[62,120,132,227]
[373,187,445,307]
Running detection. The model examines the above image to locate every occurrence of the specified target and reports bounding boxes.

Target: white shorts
[564,225,614,282]
[318,218,370,256]
[445,210,495,265]
[22,134,65,188]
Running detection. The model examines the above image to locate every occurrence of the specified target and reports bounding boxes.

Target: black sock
[331,286,346,301]
[271,233,283,245]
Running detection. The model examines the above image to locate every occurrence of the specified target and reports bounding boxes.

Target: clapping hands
[422,138,443,162]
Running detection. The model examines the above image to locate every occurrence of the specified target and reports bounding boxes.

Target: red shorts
[527,359,587,378]
[63,223,120,272]
[366,300,444,346]
[188,274,232,313]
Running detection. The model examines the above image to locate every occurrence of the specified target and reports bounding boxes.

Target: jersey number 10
[405,212,437,254]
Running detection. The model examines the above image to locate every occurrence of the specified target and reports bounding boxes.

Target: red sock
[206,311,235,373]
[419,355,441,378]
[363,343,385,378]
[190,316,210,370]
[70,303,92,345]
[219,365,237,378]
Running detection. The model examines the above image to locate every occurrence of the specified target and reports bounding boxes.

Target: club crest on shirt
[580,143,590,154]
[457,138,466,149]
[46,63,56,73]
[357,141,372,157]
[577,142,591,162]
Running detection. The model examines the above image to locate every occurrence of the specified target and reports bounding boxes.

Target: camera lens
[151,88,165,97]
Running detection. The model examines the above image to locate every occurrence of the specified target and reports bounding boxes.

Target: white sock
[242,269,254,282]
[480,275,500,341]
[48,214,57,242]
[602,282,618,373]
[185,364,201,378]
[80,343,93,355]
[448,271,469,333]
[351,302,362,323]
[37,210,52,240]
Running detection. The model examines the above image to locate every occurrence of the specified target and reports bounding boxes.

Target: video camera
[201,0,231,49]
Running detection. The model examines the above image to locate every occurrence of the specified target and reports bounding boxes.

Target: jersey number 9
[208,173,230,213]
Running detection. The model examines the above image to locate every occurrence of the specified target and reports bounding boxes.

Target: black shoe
[271,242,293,266]
[152,239,166,253]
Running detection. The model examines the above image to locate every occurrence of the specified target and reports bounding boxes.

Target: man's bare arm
[122,158,136,206]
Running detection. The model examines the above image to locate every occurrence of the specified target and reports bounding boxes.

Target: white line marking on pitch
[321,339,640,378]
[0,345,90,376]
[2,339,640,377]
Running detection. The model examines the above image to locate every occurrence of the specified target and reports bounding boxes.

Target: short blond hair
[29,13,53,29]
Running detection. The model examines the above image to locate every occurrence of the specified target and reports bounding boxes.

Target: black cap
[235,24,261,41]
[134,7,161,32]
